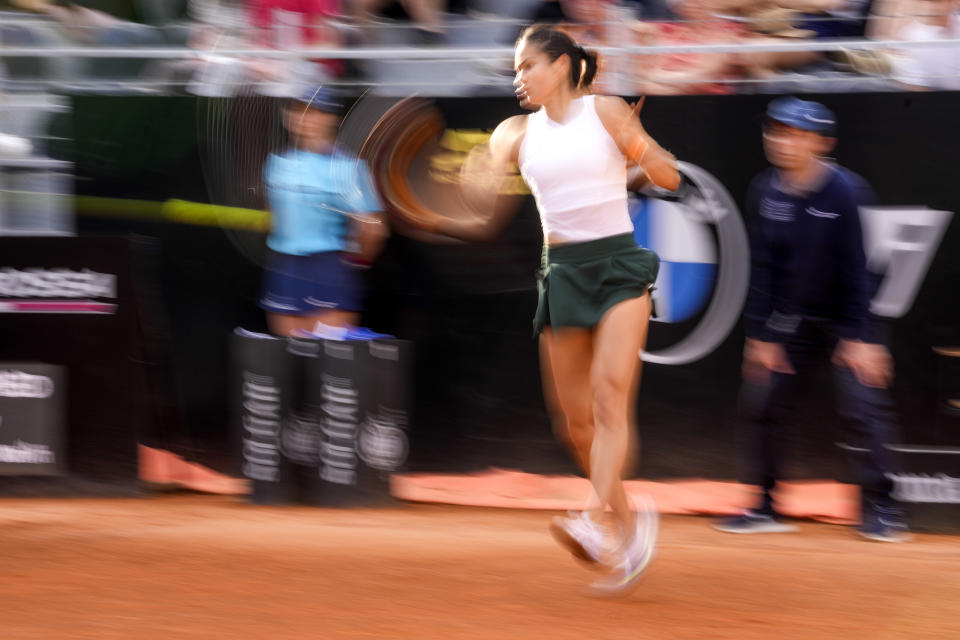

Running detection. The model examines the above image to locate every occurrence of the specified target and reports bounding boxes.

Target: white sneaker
[549,511,607,567]
[589,497,659,596]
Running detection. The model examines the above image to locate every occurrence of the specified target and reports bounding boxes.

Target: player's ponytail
[518,25,599,91]
[574,44,599,90]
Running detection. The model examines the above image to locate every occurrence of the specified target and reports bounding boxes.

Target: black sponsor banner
[0,236,157,488]
[284,337,326,503]
[231,330,297,505]
[310,339,363,504]
[313,339,385,505]
[360,339,412,483]
[317,338,412,505]
[0,363,66,476]
[889,449,960,533]
[254,336,414,507]
[73,94,960,487]
[368,92,960,484]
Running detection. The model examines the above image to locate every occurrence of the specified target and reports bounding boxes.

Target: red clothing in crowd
[249,0,344,75]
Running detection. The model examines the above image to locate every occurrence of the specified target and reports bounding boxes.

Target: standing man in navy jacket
[714,97,909,542]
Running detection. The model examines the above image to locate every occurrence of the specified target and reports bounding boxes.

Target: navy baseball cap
[765,97,836,136]
[291,86,344,114]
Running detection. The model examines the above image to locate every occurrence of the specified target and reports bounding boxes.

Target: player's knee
[591,378,629,431]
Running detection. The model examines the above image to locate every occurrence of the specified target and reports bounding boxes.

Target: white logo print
[0,268,116,298]
[760,197,795,222]
[641,162,750,366]
[358,419,408,471]
[0,441,55,464]
[806,207,840,219]
[0,371,54,398]
[241,372,282,482]
[888,472,960,504]
[859,207,953,317]
[305,297,338,309]
[634,170,950,364]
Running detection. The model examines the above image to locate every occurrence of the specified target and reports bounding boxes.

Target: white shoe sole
[712,522,797,534]
[549,517,602,567]
[589,498,659,597]
[856,530,912,543]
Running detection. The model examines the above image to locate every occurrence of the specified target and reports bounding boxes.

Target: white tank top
[518,94,633,244]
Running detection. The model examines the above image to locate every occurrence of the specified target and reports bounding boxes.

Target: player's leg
[299,252,365,335]
[542,326,610,566]
[540,328,593,475]
[714,348,804,534]
[589,294,650,540]
[587,294,657,594]
[266,312,315,337]
[261,250,310,337]
[833,365,909,542]
[311,309,360,330]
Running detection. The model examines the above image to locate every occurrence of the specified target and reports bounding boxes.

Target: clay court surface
[1,495,957,640]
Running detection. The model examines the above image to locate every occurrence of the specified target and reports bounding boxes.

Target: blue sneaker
[342,326,393,341]
[858,506,911,543]
[292,325,394,341]
[712,510,797,534]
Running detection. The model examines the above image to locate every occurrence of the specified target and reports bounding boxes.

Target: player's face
[286,106,339,149]
[762,120,825,171]
[514,40,567,110]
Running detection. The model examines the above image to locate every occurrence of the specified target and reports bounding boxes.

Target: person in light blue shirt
[259,87,387,336]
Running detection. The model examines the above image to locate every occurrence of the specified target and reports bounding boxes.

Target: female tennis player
[417,25,680,594]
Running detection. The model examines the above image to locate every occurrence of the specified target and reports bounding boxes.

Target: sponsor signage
[0,364,66,476]
[0,267,117,314]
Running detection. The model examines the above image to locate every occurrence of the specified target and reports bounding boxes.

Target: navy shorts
[259,250,363,315]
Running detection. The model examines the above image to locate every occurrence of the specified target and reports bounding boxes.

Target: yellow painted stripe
[75,196,271,231]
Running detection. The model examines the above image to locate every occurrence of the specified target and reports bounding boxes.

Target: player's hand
[351,213,389,263]
[603,95,679,191]
[742,339,795,384]
[626,97,648,139]
[832,339,893,389]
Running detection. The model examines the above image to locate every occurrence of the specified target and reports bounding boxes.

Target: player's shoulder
[329,148,363,166]
[592,94,632,122]
[264,151,289,179]
[829,164,871,190]
[825,164,875,205]
[592,93,628,110]
[494,114,528,137]
[490,115,528,160]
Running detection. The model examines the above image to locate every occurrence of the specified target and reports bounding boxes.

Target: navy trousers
[740,321,899,518]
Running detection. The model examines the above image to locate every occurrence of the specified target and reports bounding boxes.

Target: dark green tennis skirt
[533,233,659,335]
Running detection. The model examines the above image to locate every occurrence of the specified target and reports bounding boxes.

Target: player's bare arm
[432,114,527,241]
[594,94,680,192]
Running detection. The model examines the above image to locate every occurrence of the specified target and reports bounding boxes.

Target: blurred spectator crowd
[0,0,958,96]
